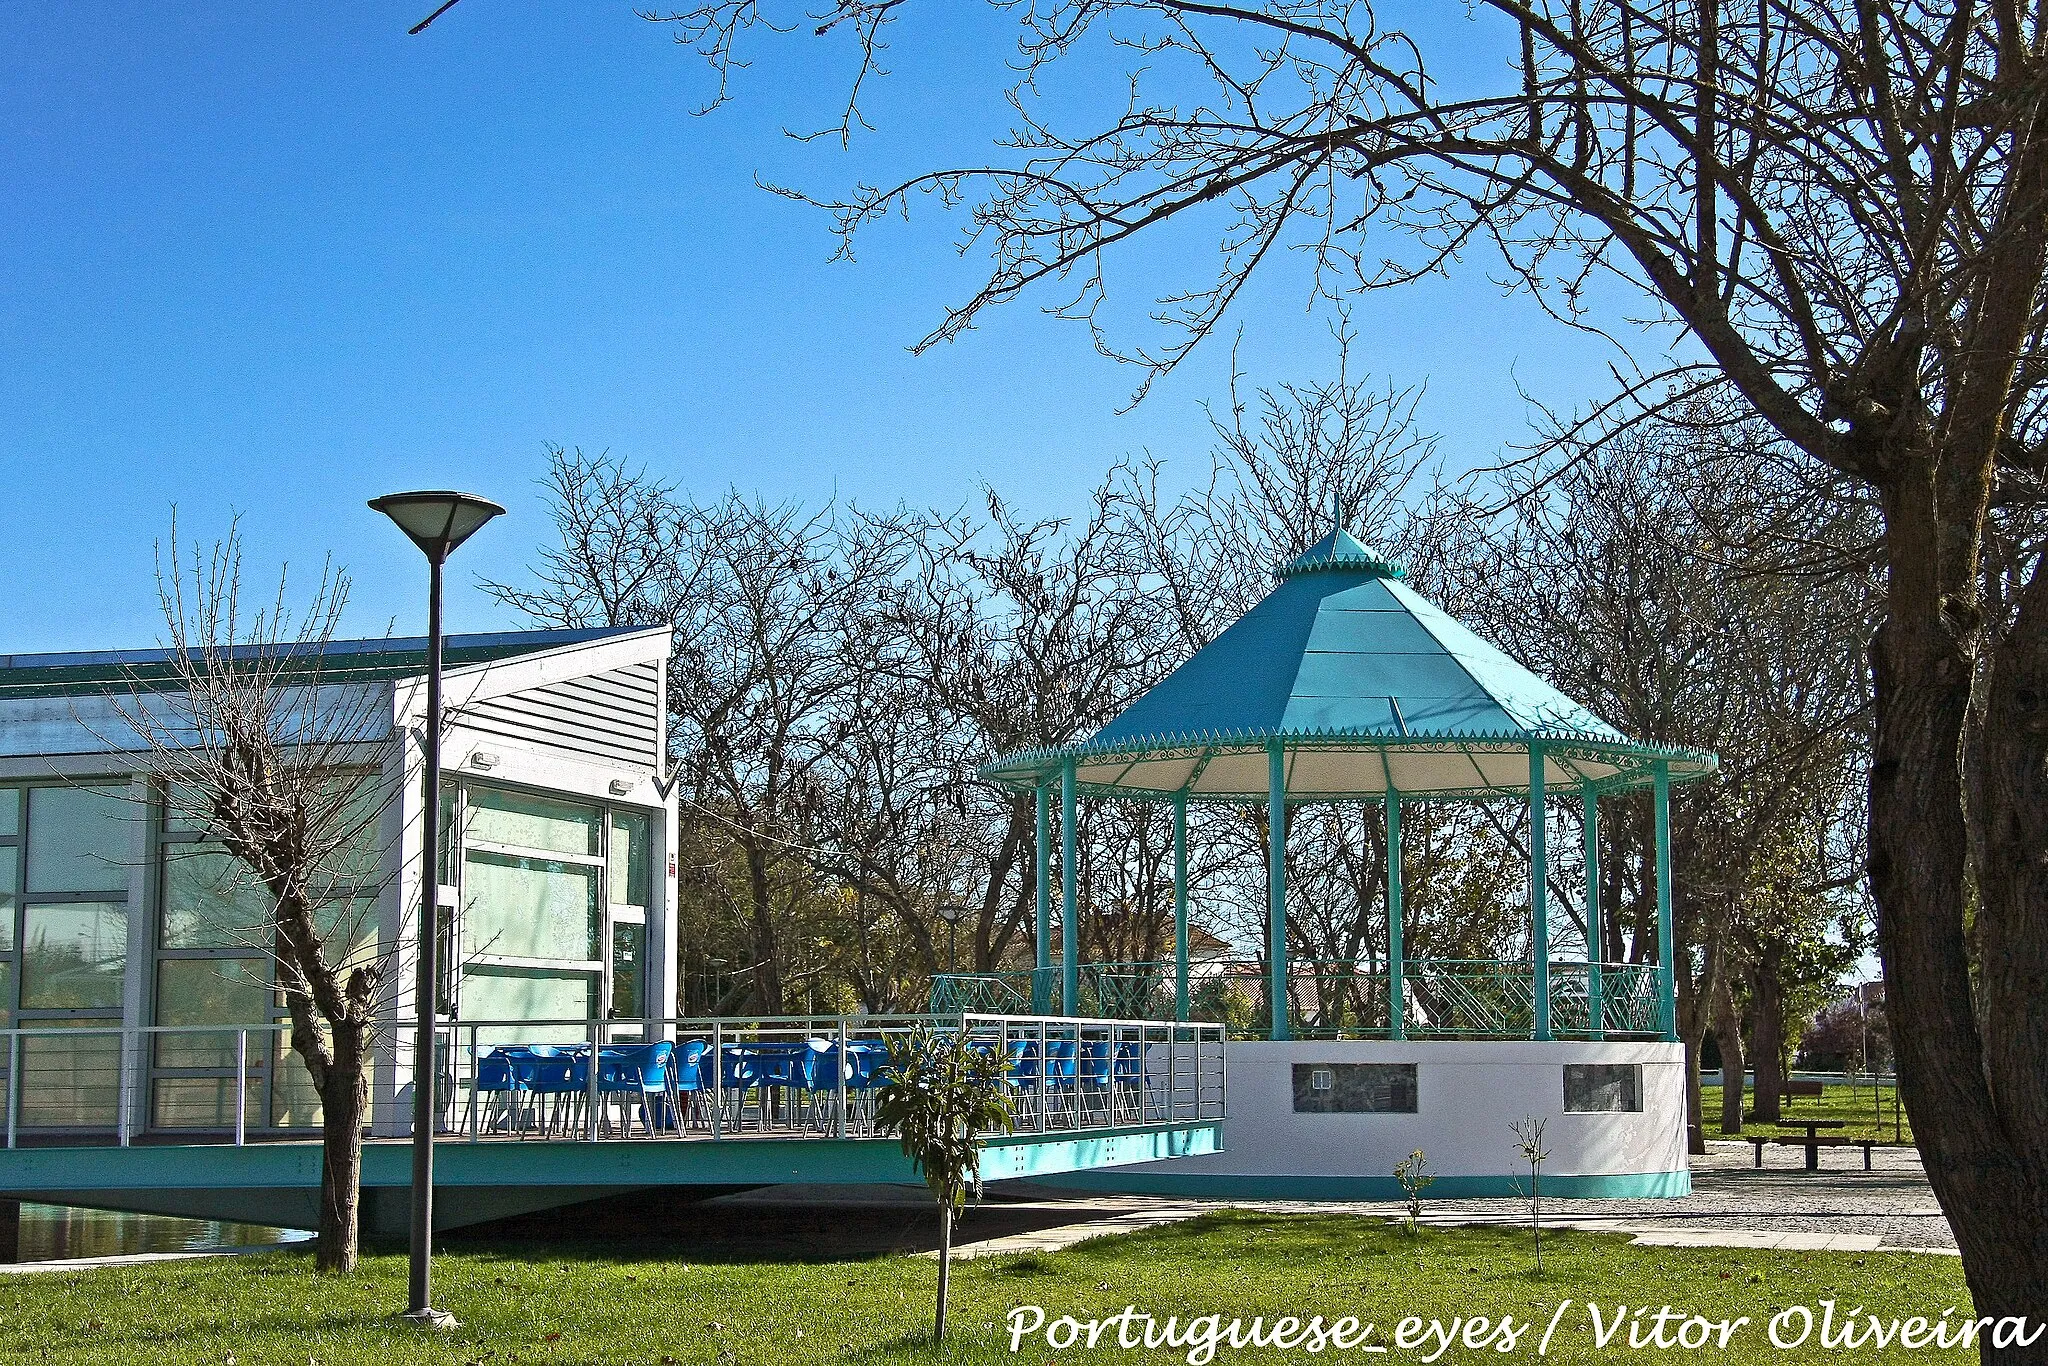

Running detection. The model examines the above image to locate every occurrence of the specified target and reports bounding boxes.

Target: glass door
[605,811,650,1034]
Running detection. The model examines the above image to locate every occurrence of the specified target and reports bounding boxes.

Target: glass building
[0,626,678,1139]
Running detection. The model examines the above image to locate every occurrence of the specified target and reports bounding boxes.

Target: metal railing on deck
[932,958,1668,1039]
[0,1015,1225,1147]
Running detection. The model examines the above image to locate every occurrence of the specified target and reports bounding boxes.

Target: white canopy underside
[1036,740,1707,800]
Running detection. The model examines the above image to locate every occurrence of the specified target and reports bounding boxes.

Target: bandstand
[948,525,1718,1198]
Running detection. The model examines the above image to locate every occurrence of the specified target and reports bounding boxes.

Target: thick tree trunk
[1919,561,2048,1352]
[1748,947,1785,1124]
[1712,970,1745,1136]
[935,1201,952,1343]
[1870,476,2048,1358]
[314,1027,369,1275]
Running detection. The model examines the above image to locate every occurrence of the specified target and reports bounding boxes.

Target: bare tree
[1467,408,1872,1150]
[494,452,918,1014]
[653,3,2048,1329]
[115,524,401,1274]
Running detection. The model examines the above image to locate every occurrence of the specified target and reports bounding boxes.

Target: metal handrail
[0,1013,1226,1149]
[931,958,1668,1040]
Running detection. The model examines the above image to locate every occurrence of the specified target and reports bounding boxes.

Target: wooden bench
[1748,1134,1876,1171]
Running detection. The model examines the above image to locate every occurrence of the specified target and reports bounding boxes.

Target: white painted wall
[1135,1038,1687,1182]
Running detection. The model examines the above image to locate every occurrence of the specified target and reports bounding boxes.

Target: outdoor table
[1777,1118,1846,1171]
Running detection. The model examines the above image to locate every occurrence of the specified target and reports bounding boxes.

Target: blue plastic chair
[719,1047,766,1130]
[753,1043,807,1129]
[466,1046,528,1136]
[594,1041,674,1136]
[1079,1040,1116,1123]
[669,1039,708,1130]
[1114,1040,1147,1120]
[523,1045,581,1135]
[1043,1039,1079,1126]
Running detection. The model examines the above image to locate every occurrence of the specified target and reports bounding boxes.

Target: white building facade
[0,626,678,1141]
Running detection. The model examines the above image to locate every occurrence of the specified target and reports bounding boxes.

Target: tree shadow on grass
[435,1191,1143,1268]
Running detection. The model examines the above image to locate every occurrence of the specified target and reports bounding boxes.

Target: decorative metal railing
[931,959,1667,1040]
[0,1014,1226,1147]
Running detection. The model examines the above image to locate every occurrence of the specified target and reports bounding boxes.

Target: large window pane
[22,902,127,1009]
[153,1076,263,1131]
[462,852,598,961]
[462,965,595,1038]
[609,812,650,909]
[610,921,645,1019]
[312,773,389,890]
[313,897,381,968]
[155,959,268,1068]
[19,1022,121,1128]
[26,785,132,894]
[0,846,17,951]
[162,849,273,949]
[0,788,19,836]
[0,962,13,1026]
[271,1033,325,1129]
[466,788,599,857]
[439,789,458,885]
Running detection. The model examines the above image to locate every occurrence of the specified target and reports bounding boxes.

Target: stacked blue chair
[466,1047,527,1137]
[1078,1039,1116,1124]
[1000,1037,1042,1127]
[754,1043,805,1130]
[719,1046,764,1131]
[843,1041,890,1135]
[798,1040,851,1133]
[1043,1038,1078,1126]
[593,1040,675,1137]
[524,1045,581,1135]
[670,1039,709,1131]
[1114,1039,1148,1121]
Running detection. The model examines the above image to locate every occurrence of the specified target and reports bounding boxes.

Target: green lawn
[0,1210,1978,1364]
[1701,1081,1915,1145]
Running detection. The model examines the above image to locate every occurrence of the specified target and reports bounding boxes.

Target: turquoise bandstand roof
[983,528,1715,802]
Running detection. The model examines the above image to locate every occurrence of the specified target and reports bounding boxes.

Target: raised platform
[1055,1038,1689,1200]
[0,1122,1223,1234]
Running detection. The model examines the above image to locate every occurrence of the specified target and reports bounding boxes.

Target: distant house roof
[983,525,1714,800]
[0,626,654,700]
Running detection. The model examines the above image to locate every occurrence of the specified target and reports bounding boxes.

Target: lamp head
[936,901,972,925]
[368,490,505,562]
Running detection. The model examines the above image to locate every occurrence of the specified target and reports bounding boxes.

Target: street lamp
[369,490,504,1328]
[935,900,971,974]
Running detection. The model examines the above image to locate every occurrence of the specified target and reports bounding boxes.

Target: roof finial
[1331,485,1343,532]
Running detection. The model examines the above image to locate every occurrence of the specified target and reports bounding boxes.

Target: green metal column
[1583,784,1603,1040]
[1173,791,1190,1023]
[1654,760,1677,1042]
[1386,792,1404,1040]
[1034,782,1051,1012]
[1530,744,1551,1041]
[1267,739,1290,1041]
[1061,758,1079,1017]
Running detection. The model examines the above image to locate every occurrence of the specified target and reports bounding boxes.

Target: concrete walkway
[949,1141,1955,1260]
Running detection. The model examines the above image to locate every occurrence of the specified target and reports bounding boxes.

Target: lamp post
[369,490,504,1327]
[936,901,971,974]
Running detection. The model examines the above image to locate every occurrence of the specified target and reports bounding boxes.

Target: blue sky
[2,2,1666,651]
